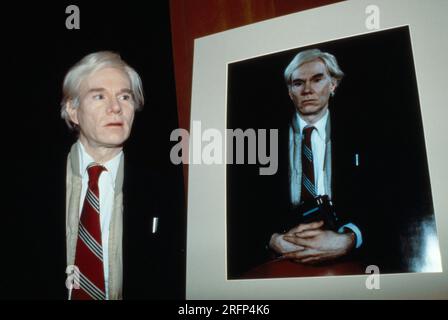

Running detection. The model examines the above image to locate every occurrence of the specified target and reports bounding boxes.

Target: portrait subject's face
[68,67,135,150]
[289,59,336,122]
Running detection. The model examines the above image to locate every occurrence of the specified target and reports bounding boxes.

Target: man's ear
[288,88,294,101]
[330,78,338,95]
[66,100,79,126]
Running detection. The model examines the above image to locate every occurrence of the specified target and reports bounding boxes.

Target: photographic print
[226,26,441,280]
[187,0,447,299]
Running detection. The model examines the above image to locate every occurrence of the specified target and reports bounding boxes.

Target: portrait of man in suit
[267,49,361,264]
[58,51,184,300]
[1,2,185,300]
[227,26,440,279]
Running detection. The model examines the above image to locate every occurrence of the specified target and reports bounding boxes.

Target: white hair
[284,48,344,89]
[60,51,144,129]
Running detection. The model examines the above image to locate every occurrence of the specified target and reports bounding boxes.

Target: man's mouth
[106,122,123,127]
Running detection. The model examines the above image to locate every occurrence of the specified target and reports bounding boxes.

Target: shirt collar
[296,108,329,142]
[77,140,122,186]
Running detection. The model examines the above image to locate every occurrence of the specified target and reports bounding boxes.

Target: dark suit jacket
[122,161,185,299]
[227,105,434,278]
[6,148,185,300]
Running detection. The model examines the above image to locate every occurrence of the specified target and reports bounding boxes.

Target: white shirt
[297,110,328,196]
[290,110,363,248]
[78,141,122,299]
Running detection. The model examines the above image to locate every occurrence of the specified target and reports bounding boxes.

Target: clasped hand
[269,221,355,264]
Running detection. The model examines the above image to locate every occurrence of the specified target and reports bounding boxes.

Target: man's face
[67,67,135,150]
[289,59,336,120]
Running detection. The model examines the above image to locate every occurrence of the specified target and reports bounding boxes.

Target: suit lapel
[289,124,302,206]
[66,142,82,268]
[108,154,124,299]
[324,114,333,199]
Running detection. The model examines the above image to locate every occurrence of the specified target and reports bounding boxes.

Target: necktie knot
[87,164,106,187]
[303,126,315,140]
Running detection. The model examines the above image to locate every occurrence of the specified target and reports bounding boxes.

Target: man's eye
[313,78,322,82]
[293,81,303,87]
[120,94,132,101]
[93,94,104,100]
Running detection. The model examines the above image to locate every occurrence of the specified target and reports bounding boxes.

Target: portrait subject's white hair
[60,51,144,129]
[284,48,344,90]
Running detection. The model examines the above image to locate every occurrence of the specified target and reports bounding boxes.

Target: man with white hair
[268,49,363,264]
[60,51,183,300]
[229,44,434,279]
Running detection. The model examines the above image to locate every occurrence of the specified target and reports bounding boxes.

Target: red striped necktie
[301,126,316,202]
[71,163,107,300]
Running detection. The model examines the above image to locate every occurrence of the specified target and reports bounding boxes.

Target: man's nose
[108,97,122,114]
[302,81,312,94]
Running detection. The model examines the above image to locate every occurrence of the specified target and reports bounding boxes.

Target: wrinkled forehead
[80,67,131,94]
[292,58,330,80]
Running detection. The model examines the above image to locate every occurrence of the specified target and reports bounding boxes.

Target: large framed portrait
[187,0,447,299]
